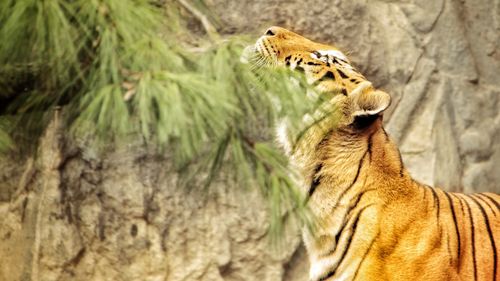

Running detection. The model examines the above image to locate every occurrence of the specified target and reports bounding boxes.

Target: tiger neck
[301,119,415,212]
[298,120,418,280]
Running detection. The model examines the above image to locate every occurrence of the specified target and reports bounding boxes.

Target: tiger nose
[264,26,286,37]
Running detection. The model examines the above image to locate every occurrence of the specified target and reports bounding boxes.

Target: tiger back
[247,26,500,281]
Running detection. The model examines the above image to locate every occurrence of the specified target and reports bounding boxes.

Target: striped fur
[251,26,500,281]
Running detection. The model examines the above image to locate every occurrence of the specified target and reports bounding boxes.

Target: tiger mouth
[240,45,258,64]
[241,39,278,69]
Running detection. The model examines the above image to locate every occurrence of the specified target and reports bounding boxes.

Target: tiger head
[248,26,392,132]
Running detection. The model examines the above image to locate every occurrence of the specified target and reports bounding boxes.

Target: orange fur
[250,26,500,281]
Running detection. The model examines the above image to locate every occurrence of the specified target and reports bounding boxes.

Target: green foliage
[0,0,322,239]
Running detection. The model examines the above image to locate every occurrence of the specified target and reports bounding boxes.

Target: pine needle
[0,0,326,242]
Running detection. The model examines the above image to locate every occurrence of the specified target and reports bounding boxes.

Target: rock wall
[1,1,499,281]
[0,115,303,281]
[209,0,500,193]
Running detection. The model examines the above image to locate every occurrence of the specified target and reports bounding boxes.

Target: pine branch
[176,0,220,41]
[0,0,324,241]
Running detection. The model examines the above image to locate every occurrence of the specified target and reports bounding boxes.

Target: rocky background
[0,0,499,280]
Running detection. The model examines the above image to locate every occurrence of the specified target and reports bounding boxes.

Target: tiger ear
[351,89,391,117]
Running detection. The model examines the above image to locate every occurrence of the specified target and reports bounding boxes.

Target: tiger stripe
[461,194,478,280]
[429,186,442,230]
[317,204,375,281]
[481,194,500,209]
[473,193,500,214]
[469,195,497,281]
[473,194,496,216]
[309,163,323,197]
[352,232,379,281]
[444,192,461,264]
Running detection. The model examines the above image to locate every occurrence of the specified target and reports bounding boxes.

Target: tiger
[245,26,500,281]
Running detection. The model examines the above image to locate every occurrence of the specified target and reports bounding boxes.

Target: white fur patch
[309,52,328,63]
[317,49,349,62]
[310,51,321,60]
[276,119,292,155]
[335,272,352,281]
[350,81,373,98]
[310,256,340,281]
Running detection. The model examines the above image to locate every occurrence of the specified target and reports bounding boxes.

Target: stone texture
[0,116,302,281]
[1,0,499,280]
[208,0,500,193]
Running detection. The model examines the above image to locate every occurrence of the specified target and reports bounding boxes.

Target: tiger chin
[246,26,499,281]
